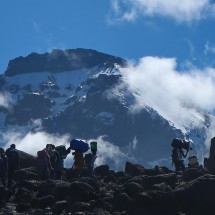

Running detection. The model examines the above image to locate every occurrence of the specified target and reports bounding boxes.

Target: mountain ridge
[4,48,126,77]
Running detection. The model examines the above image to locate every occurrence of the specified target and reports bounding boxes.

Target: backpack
[37,150,48,167]
[55,145,67,156]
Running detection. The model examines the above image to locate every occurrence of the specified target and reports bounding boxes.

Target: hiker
[36,148,53,180]
[6,144,20,188]
[55,145,71,180]
[172,146,189,173]
[72,149,86,177]
[0,148,8,187]
[69,139,89,177]
[84,141,97,176]
[46,144,60,179]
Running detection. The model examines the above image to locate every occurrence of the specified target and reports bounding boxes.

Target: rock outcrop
[4,49,126,77]
[0,151,214,215]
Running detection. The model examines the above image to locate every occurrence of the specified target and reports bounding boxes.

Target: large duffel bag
[70,139,89,153]
[171,138,191,150]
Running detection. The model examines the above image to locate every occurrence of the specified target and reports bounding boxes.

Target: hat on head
[10,144,16,149]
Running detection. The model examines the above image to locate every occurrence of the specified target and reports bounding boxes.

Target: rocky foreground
[0,151,214,215]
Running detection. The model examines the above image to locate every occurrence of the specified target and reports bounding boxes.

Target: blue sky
[1,0,215,73]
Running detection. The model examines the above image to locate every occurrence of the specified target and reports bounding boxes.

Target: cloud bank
[0,92,11,109]
[2,131,70,156]
[91,136,132,170]
[109,0,214,22]
[0,130,130,170]
[120,56,215,131]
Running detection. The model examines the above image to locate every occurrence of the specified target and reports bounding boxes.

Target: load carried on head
[171,138,192,151]
[70,139,89,153]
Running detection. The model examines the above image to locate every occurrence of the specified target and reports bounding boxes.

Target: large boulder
[182,167,205,182]
[127,173,176,189]
[113,192,132,211]
[32,195,55,209]
[14,167,38,182]
[67,181,95,204]
[52,200,68,215]
[18,150,37,169]
[124,182,143,197]
[175,174,215,214]
[94,165,110,177]
[125,162,145,177]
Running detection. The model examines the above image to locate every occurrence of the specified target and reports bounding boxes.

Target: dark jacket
[5,148,19,170]
[0,153,8,174]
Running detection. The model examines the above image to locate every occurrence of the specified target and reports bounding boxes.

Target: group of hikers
[1,137,214,188]
[0,144,19,188]
[0,139,98,188]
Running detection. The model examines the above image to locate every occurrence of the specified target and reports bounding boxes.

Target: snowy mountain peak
[0,49,214,169]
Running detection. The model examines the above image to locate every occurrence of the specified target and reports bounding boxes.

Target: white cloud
[204,41,215,55]
[33,21,41,33]
[0,130,131,170]
[120,56,215,131]
[89,136,133,170]
[2,131,70,156]
[109,0,213,22]
[0,92,11,109]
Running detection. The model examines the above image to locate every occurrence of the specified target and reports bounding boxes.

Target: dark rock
[5,49,125,76]
[0,186,7,203]
[16,203,31,213]
[124,182,143,197]
[53,181,70,201]
[150,191,177,214]
[94,165,110,177]
[17,179,40,192]
[95,198,112,211]
[5,92,52,125]
[113,192,132,211]
[182,167,205,182]
[125,162,145,176]
[32,195,55,209]
[52,200,67,215]
[14,167,38,182]
[128,173,176,189]
[130,192,155,214]
[152,182,173,192]
[104,174,116,183]
[68,181,94,203]
[71,202,91,213]
[79,177,100,190]
[144,166,172,176]
[175,174,215,214]
[36,180,55,198]
[15,187,34,203]
[18,151,37,169]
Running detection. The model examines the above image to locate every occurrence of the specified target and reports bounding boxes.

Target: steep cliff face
[4,48,126,76]
[0,49,214,166]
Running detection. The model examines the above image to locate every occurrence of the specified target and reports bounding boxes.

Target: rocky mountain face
[0,48,214,167]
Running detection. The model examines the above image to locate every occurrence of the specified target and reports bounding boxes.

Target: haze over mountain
[1,48,215,169]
